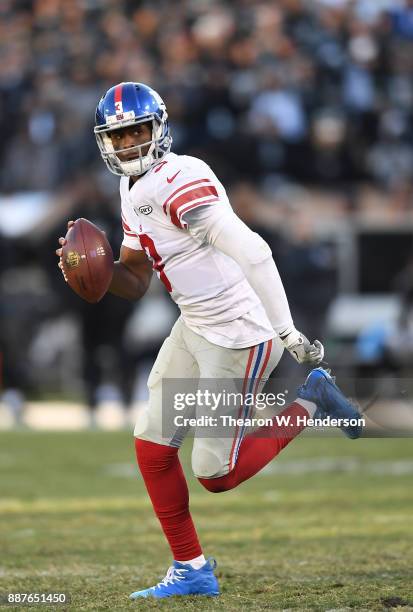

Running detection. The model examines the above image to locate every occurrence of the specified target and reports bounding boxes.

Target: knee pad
[191,446,226,479]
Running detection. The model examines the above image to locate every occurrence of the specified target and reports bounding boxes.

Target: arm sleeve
[184,205,294,334]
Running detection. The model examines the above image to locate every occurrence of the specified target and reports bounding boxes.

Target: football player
[56,82,362,599]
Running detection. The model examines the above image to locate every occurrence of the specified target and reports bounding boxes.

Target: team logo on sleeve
[134,204,153,216]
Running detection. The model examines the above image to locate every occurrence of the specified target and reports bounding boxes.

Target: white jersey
[120,152,274,348]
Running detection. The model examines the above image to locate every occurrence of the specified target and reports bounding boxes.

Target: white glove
[279,327,324,365]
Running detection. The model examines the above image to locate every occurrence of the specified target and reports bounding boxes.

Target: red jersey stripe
[121,215,133,232]
[122,220,138,237]
[162,178,213,213]
[169,185,218,227]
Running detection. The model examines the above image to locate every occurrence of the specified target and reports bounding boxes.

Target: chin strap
[119,154,154,176]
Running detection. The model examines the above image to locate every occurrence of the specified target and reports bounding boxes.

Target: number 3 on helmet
[94,82,172,177]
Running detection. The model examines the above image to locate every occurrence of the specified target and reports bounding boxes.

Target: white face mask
[95,114,172,177]
[107,134,156,177]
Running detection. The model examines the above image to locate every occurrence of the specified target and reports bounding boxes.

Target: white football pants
[134,317,284,478]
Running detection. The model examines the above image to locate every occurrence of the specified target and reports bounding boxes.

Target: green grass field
[0,431,412,611]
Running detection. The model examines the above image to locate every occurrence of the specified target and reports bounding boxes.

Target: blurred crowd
[1,0,413,191]
[1,0,413,415]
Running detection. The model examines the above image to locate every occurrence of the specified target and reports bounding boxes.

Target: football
[61,218,114,303]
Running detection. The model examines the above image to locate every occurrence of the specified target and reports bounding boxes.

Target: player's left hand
[55,220,75,283]
[280,328,324,365]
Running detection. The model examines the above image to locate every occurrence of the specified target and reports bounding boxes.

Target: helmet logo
[106,109,135,125]
[115,100,123,115]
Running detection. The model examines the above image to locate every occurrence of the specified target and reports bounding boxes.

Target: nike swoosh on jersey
[167,170,182,183]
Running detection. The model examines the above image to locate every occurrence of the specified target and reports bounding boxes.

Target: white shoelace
[156,566,189,588]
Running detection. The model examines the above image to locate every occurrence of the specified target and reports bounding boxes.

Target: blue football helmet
[94,82,172,177]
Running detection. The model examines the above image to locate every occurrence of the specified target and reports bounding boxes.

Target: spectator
[1,0,413,412]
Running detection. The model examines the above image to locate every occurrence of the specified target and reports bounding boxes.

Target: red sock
[135,439,202,560]
[198,401,308,493]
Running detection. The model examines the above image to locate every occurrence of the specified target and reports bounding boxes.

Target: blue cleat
[129,558,219,599]
[297,367,363,439]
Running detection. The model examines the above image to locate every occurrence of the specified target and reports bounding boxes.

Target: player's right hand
[279,327,324,365]
[55,220,75,282]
